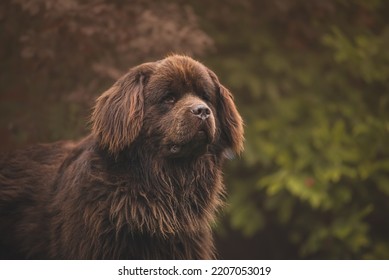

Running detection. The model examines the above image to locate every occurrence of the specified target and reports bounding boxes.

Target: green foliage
[200,0,389,259]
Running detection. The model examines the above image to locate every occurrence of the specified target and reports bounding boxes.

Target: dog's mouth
[194,129,208,141]
[166,128,213,158]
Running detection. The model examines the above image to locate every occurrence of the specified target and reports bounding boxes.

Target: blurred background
[1,0,389,259]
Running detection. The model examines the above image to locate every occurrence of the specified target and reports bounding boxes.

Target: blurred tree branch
[0,0,213,147]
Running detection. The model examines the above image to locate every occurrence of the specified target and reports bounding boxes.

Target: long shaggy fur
[0,55,244,259]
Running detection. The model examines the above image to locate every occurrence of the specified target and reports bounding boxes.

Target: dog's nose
[191,104,211,120]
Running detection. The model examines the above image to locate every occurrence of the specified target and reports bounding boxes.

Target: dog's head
[91,55,243,159]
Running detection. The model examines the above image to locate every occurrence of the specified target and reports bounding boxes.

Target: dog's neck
[90,137,225,236]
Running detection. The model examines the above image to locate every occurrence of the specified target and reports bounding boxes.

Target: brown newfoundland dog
[0,55,243,259]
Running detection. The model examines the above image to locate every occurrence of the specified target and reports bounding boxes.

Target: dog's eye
[202,93,211,102]
[163,94,176,104]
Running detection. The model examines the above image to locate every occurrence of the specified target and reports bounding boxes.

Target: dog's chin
[164,130,212,159]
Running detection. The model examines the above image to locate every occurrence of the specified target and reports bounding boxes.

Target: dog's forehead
[150,56,216,93]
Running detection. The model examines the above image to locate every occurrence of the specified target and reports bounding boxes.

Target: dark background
[1,0,389,259]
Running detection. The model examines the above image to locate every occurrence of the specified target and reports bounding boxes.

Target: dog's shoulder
[0,138,90,195]
[2,139,75,162]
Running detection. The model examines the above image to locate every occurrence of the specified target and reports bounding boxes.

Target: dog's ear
[91,62,155,154]
[208,70,244,158]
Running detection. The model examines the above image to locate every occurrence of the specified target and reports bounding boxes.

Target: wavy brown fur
[0,55,244,259]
